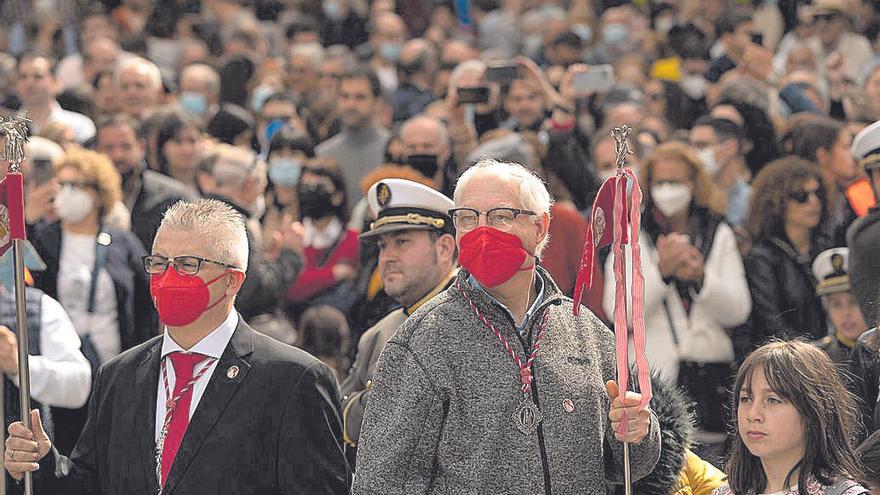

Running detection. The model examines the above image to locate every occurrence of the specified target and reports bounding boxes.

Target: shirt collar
[160,310,239,359]
[467,273,545,335]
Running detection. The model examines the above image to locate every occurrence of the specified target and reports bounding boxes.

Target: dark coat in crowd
[849,328,880,440]
[33,319,351,494]
[848,207,880,326]
[131,169,198,251]
[743,236,828,347]
[203,194,303,322]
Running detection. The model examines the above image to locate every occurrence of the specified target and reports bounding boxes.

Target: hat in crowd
[812,0,847,16]
[812,247,851,296]
[852,119,880,171]
[26,136,64,163]
[360,178,454,239]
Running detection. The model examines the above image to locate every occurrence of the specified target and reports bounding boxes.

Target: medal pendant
[512,397,543,435]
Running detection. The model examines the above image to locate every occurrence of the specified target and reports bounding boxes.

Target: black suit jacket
[38,317,351,494]
[132,169,197,251]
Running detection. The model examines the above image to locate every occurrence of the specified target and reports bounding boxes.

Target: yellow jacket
[668,450,726,495]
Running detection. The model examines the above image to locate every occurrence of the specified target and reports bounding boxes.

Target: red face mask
[150,267,229,327]
[459,226,535,288]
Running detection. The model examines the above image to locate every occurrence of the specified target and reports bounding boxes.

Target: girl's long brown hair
[726,340,863,495]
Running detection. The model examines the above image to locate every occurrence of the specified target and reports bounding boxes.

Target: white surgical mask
[55,186,95,223]
[680,75,708,100]
[697,147,721,176]
[598,169,616,182]
[651,182,692,217]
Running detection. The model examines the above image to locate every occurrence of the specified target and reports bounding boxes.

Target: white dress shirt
[154,310,238,442]
[6,293,92,409]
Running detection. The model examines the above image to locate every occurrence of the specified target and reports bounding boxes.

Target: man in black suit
[4,199,350,494]
[96,114,197,251]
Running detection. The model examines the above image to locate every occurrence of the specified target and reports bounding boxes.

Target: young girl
[714,341,868,495]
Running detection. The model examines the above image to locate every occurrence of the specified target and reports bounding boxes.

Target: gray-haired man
[354,159,660,494]
[5,199,349,494]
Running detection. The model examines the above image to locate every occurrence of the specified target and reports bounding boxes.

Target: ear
[435,233,456,262]
[536,211,550,246]
[196,171,215,193]
[331,190,344,207]
[816,147,830,167]
[224,270,247,296]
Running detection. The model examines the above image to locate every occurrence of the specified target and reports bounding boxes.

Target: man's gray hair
[181,63,221,96]
[289,42,324,69]
[156,199,250,271]
[454,158,553,256]
[115,56,162,91]
[202,144,266,189]
[449,60,486,89]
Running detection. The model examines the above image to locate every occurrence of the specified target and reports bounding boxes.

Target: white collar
[160,310,239,360]
[303,217,343,250]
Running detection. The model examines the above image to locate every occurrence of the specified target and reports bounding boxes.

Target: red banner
[0,172,26,257]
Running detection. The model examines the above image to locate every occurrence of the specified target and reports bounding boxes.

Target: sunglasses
[788,189,821,203]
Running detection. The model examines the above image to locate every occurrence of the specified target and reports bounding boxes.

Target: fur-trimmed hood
[611,375,696,495]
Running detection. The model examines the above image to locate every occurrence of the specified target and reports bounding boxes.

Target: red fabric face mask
[459,226,534,288]
[150,266,229,327]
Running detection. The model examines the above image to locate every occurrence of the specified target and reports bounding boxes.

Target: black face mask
[406,154,439,178]
[298,184,336,219]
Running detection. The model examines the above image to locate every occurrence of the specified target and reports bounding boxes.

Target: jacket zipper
[501,297,562,495]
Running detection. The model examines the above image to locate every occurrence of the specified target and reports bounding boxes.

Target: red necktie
[161,352,208,486]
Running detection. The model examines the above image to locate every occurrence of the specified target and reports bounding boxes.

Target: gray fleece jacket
[353,267,661,494]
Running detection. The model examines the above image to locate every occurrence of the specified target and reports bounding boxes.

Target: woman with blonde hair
[604,141,751,459]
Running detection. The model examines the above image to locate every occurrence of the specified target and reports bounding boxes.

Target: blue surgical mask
[572,23,593,44]
[179,91,207,116]
[379,42,403,62]
[603,23,629,44]
[268,157,303,187]
[264,118,286,145]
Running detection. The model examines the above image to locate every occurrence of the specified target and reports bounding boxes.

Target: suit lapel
[162,320,255,495]
[133,339,162,492]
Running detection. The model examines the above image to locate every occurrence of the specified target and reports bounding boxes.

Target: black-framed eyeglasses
[788,188,821,204]
[142,255,240,275]
[448,207,537,232]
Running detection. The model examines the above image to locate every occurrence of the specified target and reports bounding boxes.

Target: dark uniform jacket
[848,208,880,325]
[849,328,880,439]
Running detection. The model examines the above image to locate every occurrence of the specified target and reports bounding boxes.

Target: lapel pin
[227,365,240,379]
[562,398,575,413]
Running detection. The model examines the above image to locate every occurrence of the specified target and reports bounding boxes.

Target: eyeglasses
[645,93,665,102]
[448,207,536,232]
[788,189,821,204]
[59,180,97,190]
[142,255,240,275]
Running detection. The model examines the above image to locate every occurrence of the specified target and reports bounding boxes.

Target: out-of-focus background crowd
[2,0,880,467]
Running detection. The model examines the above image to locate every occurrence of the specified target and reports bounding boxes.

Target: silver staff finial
[611,125,632,171]
[1,115,30,172]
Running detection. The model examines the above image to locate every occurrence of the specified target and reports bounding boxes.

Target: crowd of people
[0,0,879,493]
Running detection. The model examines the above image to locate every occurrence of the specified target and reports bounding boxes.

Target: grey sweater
[353,267,661,494]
